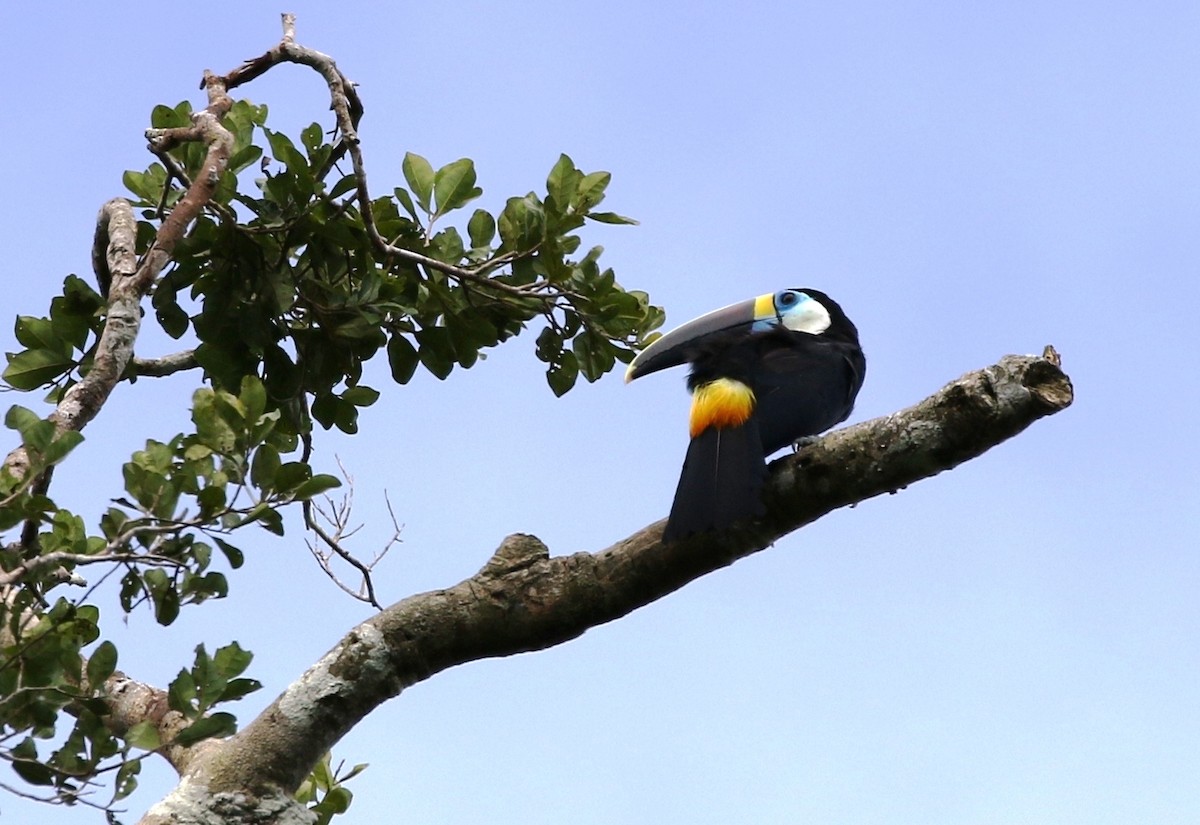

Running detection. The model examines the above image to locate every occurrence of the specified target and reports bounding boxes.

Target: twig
[0,549,189,588]
[302,459,399,610]
[130,350,200,377]
[0,778,117,813]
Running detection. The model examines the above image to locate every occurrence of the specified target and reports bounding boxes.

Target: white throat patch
[783,297,832,335]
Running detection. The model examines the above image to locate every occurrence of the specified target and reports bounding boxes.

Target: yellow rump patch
[689,378,755,438]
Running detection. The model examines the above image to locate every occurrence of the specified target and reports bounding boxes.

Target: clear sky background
[2,2,1198,823]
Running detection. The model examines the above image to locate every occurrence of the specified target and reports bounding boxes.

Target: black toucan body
[626,289,865,542]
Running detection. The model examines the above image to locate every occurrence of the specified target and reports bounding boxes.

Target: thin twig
[0,549,189,588]
[130,350,200,377]
[302,458,400,610]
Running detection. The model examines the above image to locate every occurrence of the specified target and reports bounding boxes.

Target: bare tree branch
[0,550,188,588]
[303,473,400,610]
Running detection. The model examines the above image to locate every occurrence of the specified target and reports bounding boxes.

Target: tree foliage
[0,19,661,818]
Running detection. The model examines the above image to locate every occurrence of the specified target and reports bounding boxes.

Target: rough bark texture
[139,349,1072,824]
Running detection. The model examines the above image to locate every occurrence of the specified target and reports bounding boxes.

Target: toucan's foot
[791,435,821,453]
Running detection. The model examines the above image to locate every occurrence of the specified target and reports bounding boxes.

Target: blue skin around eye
[753,291,810,331]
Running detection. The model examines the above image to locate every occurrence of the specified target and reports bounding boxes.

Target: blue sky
[2,1,1198,822]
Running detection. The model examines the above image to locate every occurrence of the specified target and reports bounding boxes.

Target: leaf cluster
[1,90,660,810]
[295,752,368,824]
[2,276,105,398]
[0,601,138,807]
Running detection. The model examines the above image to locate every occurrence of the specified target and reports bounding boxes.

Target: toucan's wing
[753,337,865,455]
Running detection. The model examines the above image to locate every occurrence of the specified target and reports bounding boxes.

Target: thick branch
[203,350,1072,795]
[101,673,219,776]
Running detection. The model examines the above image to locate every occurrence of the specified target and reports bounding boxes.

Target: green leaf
[144,568,182,626]
[213,641,253,678]
[168,670,197,715]
[387,335,419,384]
[274,461,312,493]
[5,404,41,436]
[547,352,579,397]
[214,538,245,570]
[293,474,342,501]
[154,588,180,626]
[264,345,302,400]
[547,154,581,211]
[330,404,358,434]
[122,170,155,203]
[573,330,613,382]
[194,343,248,392]
[317,786,353,816]
[15,316,71,357]
[393,187,419,221]
[218,677,263,703]
[415,327,455,380]
[155,300,190,339]
[251,444,282,490]
[401,152,434,213]
[5,406,55,453]
[301,122,324,156]
[192,387,238,452]
[467,209,496,248]
[575,171,611,210]
[341,762,370,782]
[86,641,118,688]
[43,431,84,465]
[197,485,227,515]
[115,758,142,800]
[311,393,338,430]
[228,145,264,176]
[429,227,465,263]
[433,158,481,216]
[342,386,380,407]
[329,174,358,199]
[587,211,640,225]
[151,102,191,129]
[174,712,237,747]
[125,720,162,751]
[498,195,546,251]
[3,347,74,390]
[239,375,268,423]
[12,758,54,786]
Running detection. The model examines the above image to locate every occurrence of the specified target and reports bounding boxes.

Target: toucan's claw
[791,435,822,453]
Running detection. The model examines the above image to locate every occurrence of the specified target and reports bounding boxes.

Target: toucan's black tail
[663,417,768,543]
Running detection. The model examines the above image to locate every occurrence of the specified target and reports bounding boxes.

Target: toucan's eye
[776,290,806,310]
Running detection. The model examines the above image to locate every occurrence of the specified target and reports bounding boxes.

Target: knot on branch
[988,348,1074,417]
[479,533,549,577]
[1025,345,1074,411]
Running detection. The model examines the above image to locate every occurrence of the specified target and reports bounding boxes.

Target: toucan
[626,288,865,542]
